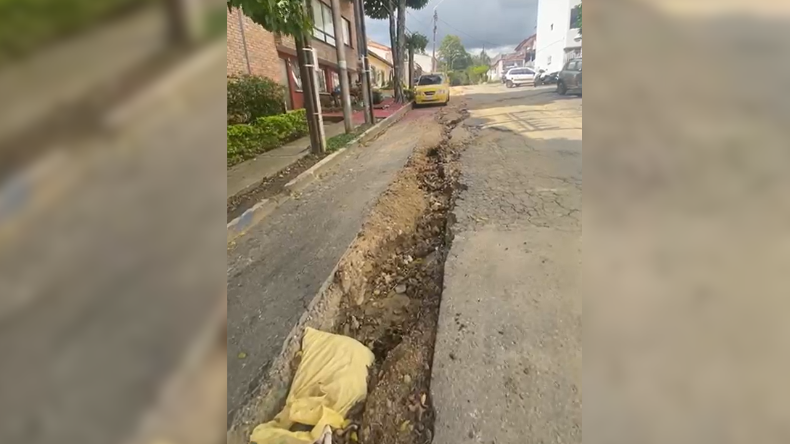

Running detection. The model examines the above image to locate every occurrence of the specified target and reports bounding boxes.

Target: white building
[535,0,582,73]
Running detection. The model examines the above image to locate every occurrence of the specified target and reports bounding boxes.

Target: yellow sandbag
[250,328,374,444]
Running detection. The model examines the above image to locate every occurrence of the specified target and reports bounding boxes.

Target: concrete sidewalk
[226,121,347,199]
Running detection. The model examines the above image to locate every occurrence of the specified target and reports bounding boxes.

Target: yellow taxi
[414,73,450,106]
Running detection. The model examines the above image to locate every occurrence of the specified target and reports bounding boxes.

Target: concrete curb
[227,196,289,245]
[227,102,413,244]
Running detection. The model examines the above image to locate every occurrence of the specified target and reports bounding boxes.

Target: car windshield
[418,75,443,86]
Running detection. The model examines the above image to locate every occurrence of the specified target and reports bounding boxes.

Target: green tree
[573,2,582,34]
[405,32,429,89]
[227,0,312,37]
[467,65,489,84]
[438,35,471,71]
[472,49,491,67]
[364,0,429,102]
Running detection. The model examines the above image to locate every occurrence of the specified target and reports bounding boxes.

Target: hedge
[227,74,287,125]
[228,109,308,167]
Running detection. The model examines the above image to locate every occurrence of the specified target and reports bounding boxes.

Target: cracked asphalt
[432,85,582,444]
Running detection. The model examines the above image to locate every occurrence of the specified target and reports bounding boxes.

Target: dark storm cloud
[365,0,538,54]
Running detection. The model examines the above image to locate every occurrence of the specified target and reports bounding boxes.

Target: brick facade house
[227,0,360,110]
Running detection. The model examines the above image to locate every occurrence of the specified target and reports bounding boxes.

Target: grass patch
[326,124,371,152]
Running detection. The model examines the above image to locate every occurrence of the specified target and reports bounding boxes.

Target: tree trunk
[395,0,407,102]
[408,47,415,90]
[388,12,400,102]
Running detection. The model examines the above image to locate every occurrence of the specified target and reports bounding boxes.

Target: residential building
[535,0,581,72]
[515,34,537,66]
[486,34,537,81]
[413,53,435,75]
[368,51,393,88]
[488,51,528,81]
[367,40,417,87]
[227,0,360,110]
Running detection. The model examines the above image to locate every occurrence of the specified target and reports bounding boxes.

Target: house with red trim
[227,0,360,110]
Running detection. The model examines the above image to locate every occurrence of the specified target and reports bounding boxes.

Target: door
[574,59,582,90]
[562,60,578,88]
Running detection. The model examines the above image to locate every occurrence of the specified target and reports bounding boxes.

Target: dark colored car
[557,58,582,95]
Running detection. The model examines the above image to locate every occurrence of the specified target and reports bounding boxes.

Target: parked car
[414,73,450,106]
[557,58,582,95]
[504,67,536,88]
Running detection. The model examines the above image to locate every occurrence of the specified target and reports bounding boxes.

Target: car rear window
[418,75,443,85]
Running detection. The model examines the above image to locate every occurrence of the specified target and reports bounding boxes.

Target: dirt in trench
[325,105,469,444]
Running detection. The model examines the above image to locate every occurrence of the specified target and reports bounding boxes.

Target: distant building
[535,0,582,72]
[488,51,530,81]
[366,40,418,87]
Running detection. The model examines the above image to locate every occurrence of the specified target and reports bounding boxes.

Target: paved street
[226,108,441,423]
[432,84,582,443]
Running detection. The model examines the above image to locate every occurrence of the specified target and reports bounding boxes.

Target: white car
[504,67,536,88]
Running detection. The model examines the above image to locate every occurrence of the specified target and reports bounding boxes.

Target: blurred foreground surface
[0,3,227,443]
[585,1,790,443]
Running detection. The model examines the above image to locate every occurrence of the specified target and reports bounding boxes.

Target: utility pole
[299,0,325,154]
[330,0,354,133]
[306,46,327,151]
[354,0,375,125]
[296,35,324,154]
[431,9,437,72]
[431,0,450,73]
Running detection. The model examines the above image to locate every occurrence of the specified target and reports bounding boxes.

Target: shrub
[403,89,415,101]
[228,110,309,167]
[227,75,286,124]
[448,70,469,86]
[372,89,384,105]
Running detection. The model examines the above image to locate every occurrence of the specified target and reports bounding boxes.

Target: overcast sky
[364,0,539,57]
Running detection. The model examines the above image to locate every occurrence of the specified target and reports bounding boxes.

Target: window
[312,0,336,46]
[550,23,554,31]
[316,68,328,93]
[289,59,303,91]
[570,5,581,29]
[418,75,443,86]
[547,55,553,65]
[331,71,340,90]
[342,18,352,47]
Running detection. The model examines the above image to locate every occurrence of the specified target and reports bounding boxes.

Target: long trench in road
[229,105,470,444]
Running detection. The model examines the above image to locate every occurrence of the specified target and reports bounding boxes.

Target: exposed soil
[325,106,469,444]
[226,153,324,222]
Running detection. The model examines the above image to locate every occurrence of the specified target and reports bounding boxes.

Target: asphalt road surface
[432,84,582,444]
